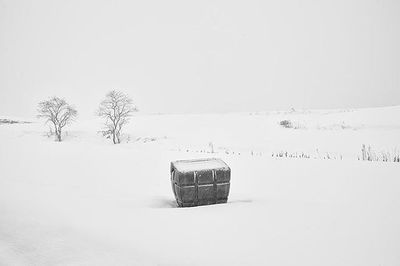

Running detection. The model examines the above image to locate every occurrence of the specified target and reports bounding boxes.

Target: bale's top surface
[172,158,229,172]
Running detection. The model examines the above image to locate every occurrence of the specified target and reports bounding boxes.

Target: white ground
[1,107,400,265]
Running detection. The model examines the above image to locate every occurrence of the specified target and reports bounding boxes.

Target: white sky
[1,0,399,118]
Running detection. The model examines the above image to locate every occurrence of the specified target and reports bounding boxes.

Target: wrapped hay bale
[170,158,231,207]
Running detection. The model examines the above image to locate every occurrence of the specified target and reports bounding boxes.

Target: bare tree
[97,90,138,144]
[37,97,78,142]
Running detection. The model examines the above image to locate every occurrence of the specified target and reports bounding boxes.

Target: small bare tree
[97,90,138,144]
[37,97,78,142]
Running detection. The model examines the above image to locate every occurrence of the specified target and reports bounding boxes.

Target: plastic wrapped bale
[170,158,231,207]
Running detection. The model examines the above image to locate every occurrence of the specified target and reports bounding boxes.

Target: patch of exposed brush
[272,150,343,160]
[279,120,305,129]
[359,144,400,162]
[0,118,31,125]
[272,151,311,159]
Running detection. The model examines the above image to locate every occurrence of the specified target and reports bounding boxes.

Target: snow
[0,106,400,265]
[172,158,229,172]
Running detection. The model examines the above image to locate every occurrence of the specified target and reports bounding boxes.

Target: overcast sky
[1,0,399,118]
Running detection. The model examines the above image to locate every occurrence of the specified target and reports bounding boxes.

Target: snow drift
[0,107,399,265]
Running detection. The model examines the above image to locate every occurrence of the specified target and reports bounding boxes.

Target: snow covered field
[1,107,400,265]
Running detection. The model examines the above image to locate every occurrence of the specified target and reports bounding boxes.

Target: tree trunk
[55,126,62,142]
[53,125,59,142]
[56,129,62,141]
[116,132,120,144]
[112,131,116,144]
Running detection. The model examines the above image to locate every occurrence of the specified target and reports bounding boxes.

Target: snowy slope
[0,107,399,265]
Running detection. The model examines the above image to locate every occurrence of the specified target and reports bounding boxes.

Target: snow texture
[172,158,229,172]
[0,107,400,265]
